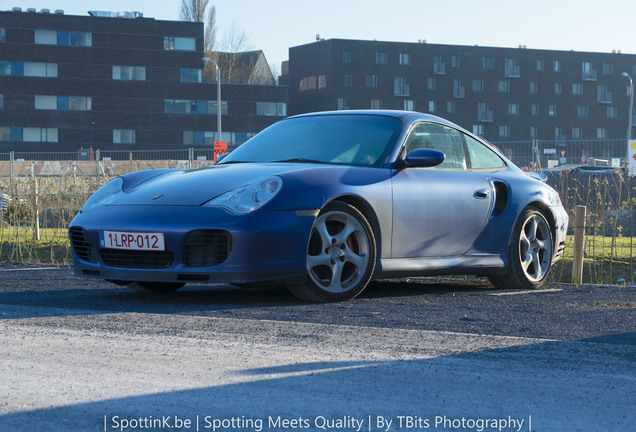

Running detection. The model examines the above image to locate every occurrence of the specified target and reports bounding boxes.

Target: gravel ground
[0,265,634,432]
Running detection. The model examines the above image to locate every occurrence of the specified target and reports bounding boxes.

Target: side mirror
[215,153,229,164]
[400,148,445,168]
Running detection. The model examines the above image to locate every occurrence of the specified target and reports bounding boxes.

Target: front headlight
[82,177,124,212]
[204,176,283,214]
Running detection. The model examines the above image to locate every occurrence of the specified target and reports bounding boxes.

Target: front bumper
[69,205,315,285]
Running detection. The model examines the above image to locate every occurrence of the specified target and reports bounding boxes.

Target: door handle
[474,189,490,199]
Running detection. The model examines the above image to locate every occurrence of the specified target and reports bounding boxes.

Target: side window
[404,122,467,170]
[464,135,505,169]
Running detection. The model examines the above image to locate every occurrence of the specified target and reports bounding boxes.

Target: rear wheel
[489,206,553,290]
[287,201,376,302]
[128,282,185,293]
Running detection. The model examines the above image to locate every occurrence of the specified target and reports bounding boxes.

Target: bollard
[571,205,586,285]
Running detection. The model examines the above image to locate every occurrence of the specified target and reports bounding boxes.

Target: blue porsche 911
[69,110,568,302]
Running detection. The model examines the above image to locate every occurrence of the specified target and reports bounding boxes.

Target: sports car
[69,110,568,302]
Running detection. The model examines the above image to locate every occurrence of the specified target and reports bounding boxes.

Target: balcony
[478,110,493,122]
[504,65,520,78]
[394,84,410,97]
[582,69,598,81]
[597,91,613,104]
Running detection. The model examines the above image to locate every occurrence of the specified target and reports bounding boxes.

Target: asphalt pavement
[0,263,634,432]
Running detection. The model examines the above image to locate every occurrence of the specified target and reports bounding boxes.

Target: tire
[489,206,553,290]
[287,201,376,302]
[127,281,186,293]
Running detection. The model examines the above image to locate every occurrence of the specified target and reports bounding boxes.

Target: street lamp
[622,72,634,162]
[203,56,222,143]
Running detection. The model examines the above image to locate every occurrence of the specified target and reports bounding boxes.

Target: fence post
[9,150,14,183]
[572,205,587,284]
[31,161,40,242]
[188,147,194,170]
[95,149,100,189]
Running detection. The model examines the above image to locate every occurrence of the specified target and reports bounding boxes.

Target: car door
[391,122,494,258]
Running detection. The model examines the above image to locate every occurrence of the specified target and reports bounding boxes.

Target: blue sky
[6,0,636,69]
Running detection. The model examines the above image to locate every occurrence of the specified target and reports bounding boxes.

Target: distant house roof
[209,50,276,85]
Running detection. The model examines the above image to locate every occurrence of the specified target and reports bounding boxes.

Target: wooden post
[572,205,586,284]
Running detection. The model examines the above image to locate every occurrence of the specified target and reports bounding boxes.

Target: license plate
[99,230,165,251]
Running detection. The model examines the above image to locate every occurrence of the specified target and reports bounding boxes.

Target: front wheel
[489,207,553,290]
[128,282,186,293]
[287,202,376,302]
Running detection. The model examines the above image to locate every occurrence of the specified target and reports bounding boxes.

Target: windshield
[220,114,402,168]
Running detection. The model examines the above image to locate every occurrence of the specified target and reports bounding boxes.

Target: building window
[453,79,465,98]
[498,80,510,93]
[428,77,435,90]
[578,106,589,118]
[549,105,557,116]
[572,83,583,95]
[338,97,348,110]
[394,76,409,96]
[553,60,561,72]
[179,68,201,83]
[499,125,510,137]
[446,101,455,114]
[572,127,583,139]
[0,94,3,109]
[597,84,612,103]
[531,104,539,116]
[482,57,494,70]
[399,52,411,65]
[537,59,544,72]
[35,95,91,111]
[256,102,287,116]
[504,58,520,77]
[530,81,538,94]
[344,74,352,87]
[472,80,484,92]
[113,65,146,81]
[163,36,195,51]
[371,98,382,109]
[404,100,415,111]
[530,126,538,138]
[318,75,327,89]
[375,51,387,64]
[1,127,57,142]
[113,129,136,144]
[603,62,614,75]
[434,55,445,75]
[365,75,378,88]
[35,30,91,46]
[299,76,317,91]
[207,100,228,115]
[582,62,597,81]
[0,28,5,43]
[164,99,227,115]
[597,128,607,139]
[508,103,520,116]
[473,125,485,136]
[554,82,562,95]
[342,50,351,63]
[452,55,460,68]
[607,106,617,118]
[428,100,436,113]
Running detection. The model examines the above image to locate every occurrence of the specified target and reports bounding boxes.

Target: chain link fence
[1,141,636,285]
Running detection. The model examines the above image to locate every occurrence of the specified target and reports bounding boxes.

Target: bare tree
[179,0,208,22]
[214,23,252,82]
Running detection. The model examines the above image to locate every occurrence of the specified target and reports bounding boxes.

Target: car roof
[287,109,461,128]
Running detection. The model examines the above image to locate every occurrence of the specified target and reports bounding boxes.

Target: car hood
[110,163,327,206]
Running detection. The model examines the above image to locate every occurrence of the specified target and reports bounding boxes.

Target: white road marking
[0,267,64,272]
[488,288,564,296]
